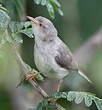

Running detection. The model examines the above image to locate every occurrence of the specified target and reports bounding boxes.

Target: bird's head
[27,16,57,42]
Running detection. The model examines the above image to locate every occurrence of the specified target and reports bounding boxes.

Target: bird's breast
[34,44,53,73]
[34,43,69,79]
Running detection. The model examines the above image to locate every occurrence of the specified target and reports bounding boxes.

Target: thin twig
[15,50,49,98]
[15,49,65,110]
[5,29,65,110]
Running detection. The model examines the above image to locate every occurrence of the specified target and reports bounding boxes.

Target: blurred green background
[0,0,102,110]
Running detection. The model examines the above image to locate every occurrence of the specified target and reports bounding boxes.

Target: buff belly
[34,46,68,80]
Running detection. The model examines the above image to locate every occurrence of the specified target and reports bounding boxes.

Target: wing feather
[55,42,78,71]
[55,40,91,83]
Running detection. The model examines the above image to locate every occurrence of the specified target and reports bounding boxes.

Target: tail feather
[78,70,92,83]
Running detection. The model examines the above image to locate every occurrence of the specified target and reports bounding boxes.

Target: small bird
[27,16,91,92]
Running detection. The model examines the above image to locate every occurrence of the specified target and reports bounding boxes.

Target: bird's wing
[55,41,78,71]
[55,40,92,83]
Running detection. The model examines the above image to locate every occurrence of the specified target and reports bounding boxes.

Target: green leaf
[67,91,93,106]
[12,33,23,43]
[33,98,56,110]
[16,22,24,31]
[34,0,41,5]
[25,64,44,81]
[32,68,44,81]
[84,95,92,107]
[86,92,96,97]
[9,21,23,33]
[67,91,76,102]
[30,91,102,110]
[36,99,48,110]
[54,91,102,110]
[53,92,67,99]
[49,0,61,7]
[46,0,55,19]
[94,97,102,110]
[33,0,63,18]
[49,1,63,16]
[61,92,67,98]
[26,64,32,72]
[0,4,9,13]
[20,28,34,38]
[0,8,10,30]
[24,21,32,28]
[74,92,84,104]
[41,0,46,6]
[9,22,18,33]
[54,92,62,99]
[9,21,32,33]
[56,8,63,16]
[9,21,33,39]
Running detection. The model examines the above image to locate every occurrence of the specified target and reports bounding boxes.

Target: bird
[26,16,91,92]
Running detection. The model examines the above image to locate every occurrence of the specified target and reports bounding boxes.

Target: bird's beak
[26,16,39,25]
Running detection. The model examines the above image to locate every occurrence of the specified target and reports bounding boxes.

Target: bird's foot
[26,72,41,80]
[48,98,57,103]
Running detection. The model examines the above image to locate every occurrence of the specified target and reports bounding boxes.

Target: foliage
[0,4,10,30]
[33,0,63,19]
[54,91,102,110]
[8,21,33,43]
[16,64,44,88]
[26,64,44,81]
[0,4,43,81]
[31,91,102,110]
[0,0,63,20]
[0,0,24,20]
[0,2,102,110]
[0,5,33,42]
[31,99,56,110]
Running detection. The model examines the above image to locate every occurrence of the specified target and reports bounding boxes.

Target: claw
[48,98,57,103]
[26,72,41,80]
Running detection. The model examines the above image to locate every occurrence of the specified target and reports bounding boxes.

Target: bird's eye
[39,23,42,27]
[39,23,47,29]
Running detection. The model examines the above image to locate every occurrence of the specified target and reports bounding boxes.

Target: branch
[4,29,65,110]
[15,50,48,98]
[15,49,65,110]
[15,27,102,110]
[74,28,102,65]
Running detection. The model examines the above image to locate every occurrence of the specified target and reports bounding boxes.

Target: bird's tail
[78,70,92,83]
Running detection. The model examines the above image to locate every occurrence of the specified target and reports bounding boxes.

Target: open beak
[26,16,39,25]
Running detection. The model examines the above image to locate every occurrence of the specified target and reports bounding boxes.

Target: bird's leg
[26,72,41,80]
[57,81,61,92]
[57,80,63,92]
[48,80,63,103]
